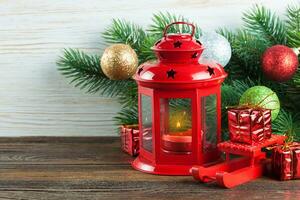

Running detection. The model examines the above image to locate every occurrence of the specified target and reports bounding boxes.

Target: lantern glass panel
[160,98,192,154]
[141,95,153,152]
[201,95,217,152]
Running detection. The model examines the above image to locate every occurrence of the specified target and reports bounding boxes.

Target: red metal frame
[132,86,223,175]
[132,22,227,175]
[138,86,154,163]
[155,90,195,165]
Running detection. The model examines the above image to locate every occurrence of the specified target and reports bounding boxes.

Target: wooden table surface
[0,137,299,200]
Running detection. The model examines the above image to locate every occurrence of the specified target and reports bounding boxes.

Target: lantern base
[132,156,192,175]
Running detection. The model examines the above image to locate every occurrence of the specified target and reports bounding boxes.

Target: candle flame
[176,121,181,128]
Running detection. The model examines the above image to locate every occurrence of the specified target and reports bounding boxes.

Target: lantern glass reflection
[141,95,153,152]
[160,98,192,154]
[201,95,217,152]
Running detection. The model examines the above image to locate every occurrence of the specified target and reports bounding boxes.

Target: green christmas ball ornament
[239,86,280,121]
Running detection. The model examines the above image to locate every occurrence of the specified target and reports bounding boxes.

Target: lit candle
[176,121,181,128]
[162,115,192,154]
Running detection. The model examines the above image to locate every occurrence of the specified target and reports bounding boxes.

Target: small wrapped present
[271,142,300,181]
[228,107,272,144]
[120,125,139,156]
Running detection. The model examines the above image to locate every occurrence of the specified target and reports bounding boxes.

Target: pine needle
[102,19,147,61]
[243,4,287,45]
[57,48,136,97]
[114,106,138,125]
[273,109,300,141]
[286,4,300,47]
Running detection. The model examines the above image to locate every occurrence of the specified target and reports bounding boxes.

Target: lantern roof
[135,61,226,84]
[134,22,227,88]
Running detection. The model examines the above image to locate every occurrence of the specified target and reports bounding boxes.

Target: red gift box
[228,107,272,144]
[272,143,300,181]
[120,125,139,156]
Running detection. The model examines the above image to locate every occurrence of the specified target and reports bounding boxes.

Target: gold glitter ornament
[100,44,138,80]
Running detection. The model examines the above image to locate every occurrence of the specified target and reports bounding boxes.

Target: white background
[0,0,298,136]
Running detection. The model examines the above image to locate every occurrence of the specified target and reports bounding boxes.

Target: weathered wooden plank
[0,137,131,165]
[0,137,298,199]
[0,165,298,199]
[0,136,118,143]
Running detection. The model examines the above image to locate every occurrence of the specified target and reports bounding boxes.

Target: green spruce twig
[273,109,300,141]
[286,4,300,47]
[243,4,287,45]
[102,19,147,55]
[57,48,134,97]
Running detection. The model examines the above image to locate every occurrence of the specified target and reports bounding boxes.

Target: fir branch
[217,28,236,45]
[221,83,240,107]
[118,83,138,108]
[273,109,300,141]
[218,28,268,80]
[114,106,138,125]
[291,69,300,87]
[286,4,300,47]
[57,48,134,97]
[221,83,240,139]
[102,19,147,60]
[233,30,268,69]
[148,12,202,38]
[243,4,287,45]
[230,76,257,93]
[281,70,300,111]
[139,35,159,62]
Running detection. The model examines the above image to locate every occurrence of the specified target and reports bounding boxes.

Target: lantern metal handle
[163,21,196,39]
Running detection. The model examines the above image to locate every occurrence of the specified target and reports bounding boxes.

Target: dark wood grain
[0,137,299,200]
[0,137,130,165]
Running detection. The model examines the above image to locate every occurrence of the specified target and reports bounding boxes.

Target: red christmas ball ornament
[261,45,298,82]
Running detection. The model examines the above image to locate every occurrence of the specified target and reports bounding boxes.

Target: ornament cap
[151,21,204,63]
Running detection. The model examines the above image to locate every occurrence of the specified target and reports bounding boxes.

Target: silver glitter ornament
[199,31,232,67]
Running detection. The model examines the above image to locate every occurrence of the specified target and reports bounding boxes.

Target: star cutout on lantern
[167,69,176,79]
[173,41,182,48]
[155,40,161,46]
[196,40,202,45]
[207,66,215,76]
[191,52,198,59]
[137,67,143,75]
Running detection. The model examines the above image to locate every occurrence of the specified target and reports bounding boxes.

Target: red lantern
[132,22,227,175]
